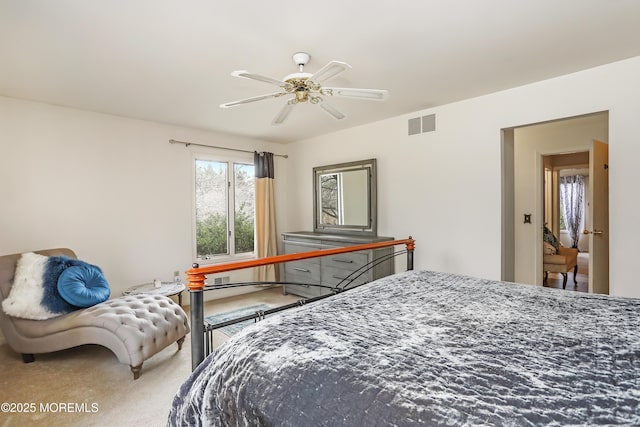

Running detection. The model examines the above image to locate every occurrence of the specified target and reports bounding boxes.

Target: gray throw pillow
[543,225,560,254]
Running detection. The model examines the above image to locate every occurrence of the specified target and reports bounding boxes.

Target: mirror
[313,159,377,235]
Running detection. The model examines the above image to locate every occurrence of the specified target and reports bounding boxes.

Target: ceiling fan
[220,52,388,125]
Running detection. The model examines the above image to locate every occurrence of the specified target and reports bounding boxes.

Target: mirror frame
[313,158,377,236]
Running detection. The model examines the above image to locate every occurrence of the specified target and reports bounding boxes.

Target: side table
[122,282,186,306]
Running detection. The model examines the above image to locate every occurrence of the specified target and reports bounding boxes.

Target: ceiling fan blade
[231,70,290,88]
[220,91,288,108]
[318,101,346,120]
[324,87,388,100]
[272,102,295,125]
[308,61,351,83]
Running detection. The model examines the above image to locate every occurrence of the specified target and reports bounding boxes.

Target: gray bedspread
[168,270,640,426]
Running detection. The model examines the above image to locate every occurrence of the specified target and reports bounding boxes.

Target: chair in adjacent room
[543,242,579,288]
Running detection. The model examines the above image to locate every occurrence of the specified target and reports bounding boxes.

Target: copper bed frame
[185,237,416,369]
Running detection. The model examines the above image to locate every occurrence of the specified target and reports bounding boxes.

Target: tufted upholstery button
[40,293,191,379]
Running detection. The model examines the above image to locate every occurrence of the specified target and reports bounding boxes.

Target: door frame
[501,111,609,287]
[533,147,590,285]
[501,128,515,282]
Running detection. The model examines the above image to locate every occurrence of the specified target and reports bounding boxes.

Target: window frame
[192,152,256,265]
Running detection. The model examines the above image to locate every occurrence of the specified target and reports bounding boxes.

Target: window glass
[559,207,567,230]
[320,173,340,225]
[195,159,229,257]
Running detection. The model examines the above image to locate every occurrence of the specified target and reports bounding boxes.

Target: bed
[169,266,640,426]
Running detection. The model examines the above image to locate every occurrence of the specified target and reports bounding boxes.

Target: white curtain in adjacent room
[560,175,585,248]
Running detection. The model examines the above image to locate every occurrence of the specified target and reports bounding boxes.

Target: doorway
[501,112,609,294]
[542,153,589,292]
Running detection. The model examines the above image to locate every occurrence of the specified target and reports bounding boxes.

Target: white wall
[2,56,639,303]
[280,56,640,297]
[0,96,290,301]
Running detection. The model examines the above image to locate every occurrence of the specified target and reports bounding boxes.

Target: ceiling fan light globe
[295,91,307,102]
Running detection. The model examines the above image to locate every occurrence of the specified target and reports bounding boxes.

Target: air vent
[213,276,230,285]
[408,117,421,135]
[408,114,436,135]
[422,114,436,133]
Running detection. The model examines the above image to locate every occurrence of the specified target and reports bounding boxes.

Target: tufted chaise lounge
[0,248,190,379]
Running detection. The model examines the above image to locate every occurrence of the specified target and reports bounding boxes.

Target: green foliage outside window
[196,213,228,256]
[234,209,255,253]
[196,211,254,256]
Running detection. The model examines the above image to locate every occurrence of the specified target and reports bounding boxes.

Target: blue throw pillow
[57,264,110,307]
[2,253,110,320]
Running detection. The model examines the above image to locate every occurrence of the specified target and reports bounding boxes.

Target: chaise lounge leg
[177,336,185,351]
[22,353,35,363]
[573,265,578,285]
[131,364,142,380]
[562,273,568,288]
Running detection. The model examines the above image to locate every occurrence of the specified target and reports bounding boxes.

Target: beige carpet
[0,287,298,427]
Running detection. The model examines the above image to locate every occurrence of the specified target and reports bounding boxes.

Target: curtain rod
[169,139,288,158]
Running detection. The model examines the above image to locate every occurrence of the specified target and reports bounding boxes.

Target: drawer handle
[332,258,354,263]
[294,267,311,273]
[332,275,349,280]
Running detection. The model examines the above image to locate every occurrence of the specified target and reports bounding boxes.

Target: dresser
[281,231,395,298]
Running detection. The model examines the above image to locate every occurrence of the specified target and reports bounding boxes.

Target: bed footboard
[186,238,415,369]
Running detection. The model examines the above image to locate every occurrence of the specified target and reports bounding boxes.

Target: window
[559,207,567,230]
[194,157,255,261]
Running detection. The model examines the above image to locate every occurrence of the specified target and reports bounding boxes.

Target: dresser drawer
[284,242,322,258]
[284,260,321,282]
[321,251,368,272]
[322,266,370,289]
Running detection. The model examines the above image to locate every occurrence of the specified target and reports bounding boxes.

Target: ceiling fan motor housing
[292,52,310,67]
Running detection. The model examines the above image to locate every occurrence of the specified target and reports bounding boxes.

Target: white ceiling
[2,1,639,143]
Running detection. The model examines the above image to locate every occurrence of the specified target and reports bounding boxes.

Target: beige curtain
[254,152,278,282]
